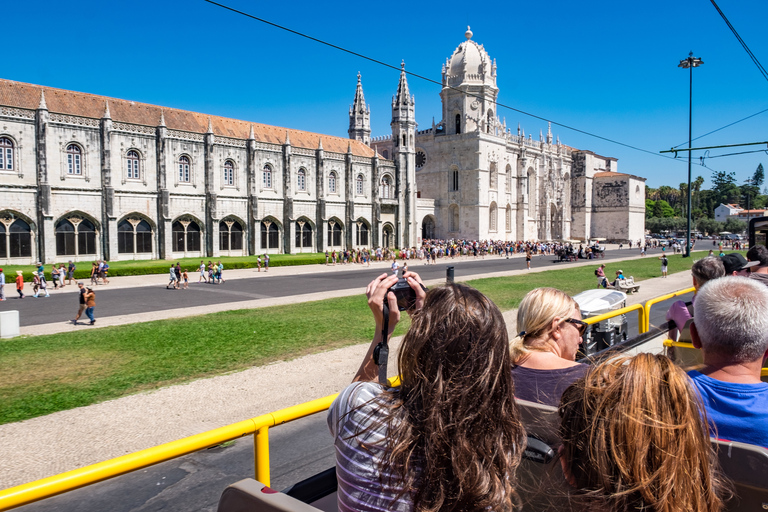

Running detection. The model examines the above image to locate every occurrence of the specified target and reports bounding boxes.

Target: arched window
[402,134,407,147]
[126,150,140,180]
[356,174,364,195]
[178,155,190,183]
[356,221,369,246]
[67,144,82,175]
[295,220,313,249]
[5,219,32,257]
[327,220,342,247]
[261,220,280,249]
[0,223,4,257]
[263,164,273,188]
[328,172,337,194]
[450,169,459,192]
[118,219,153,254]
[0,137,14,170]
[219,220,243,252]
[172,219,201,253]
[382,224,394,248]
[382,149,389,159]
[455,114,461,135]
[223,160,234,186]
[56,217,96,256]
[380,175,393,199]
[489,202,497,232]
[297,168,306,191]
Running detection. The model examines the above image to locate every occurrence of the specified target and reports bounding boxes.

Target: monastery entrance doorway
[382,224,394,249]
[550,205,562,240]
[421,215,435,240]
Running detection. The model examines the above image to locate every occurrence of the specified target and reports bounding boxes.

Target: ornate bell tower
[391,62,418,247]
[348,73,371,145]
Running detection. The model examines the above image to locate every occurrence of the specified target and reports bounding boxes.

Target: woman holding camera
[510,287,589,406]
[328,272,526,512]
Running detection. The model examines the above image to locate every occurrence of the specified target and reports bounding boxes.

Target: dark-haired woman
[559,353,726,512]
[328,272,525,512]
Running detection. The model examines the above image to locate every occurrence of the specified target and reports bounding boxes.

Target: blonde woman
[510,287,589,406]
[559,353,726,512]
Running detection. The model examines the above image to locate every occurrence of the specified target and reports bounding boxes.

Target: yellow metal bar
[255,426,271,487]
[662,339,695,349]
[762,368,768,378]
[583,303,647,334]
[0,393,340,512]
[643,286,695,332]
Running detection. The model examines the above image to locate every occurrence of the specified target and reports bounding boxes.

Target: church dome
[444,27,497,88]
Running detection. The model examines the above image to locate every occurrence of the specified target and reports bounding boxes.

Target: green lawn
[0,251,717,425]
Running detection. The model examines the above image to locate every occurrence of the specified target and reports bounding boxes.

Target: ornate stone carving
[49,113,100,127]
[0,107,35,120]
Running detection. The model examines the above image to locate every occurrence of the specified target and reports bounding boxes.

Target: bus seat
[712,439,768,512]
[516,398,560,445]
[217,479,324,512]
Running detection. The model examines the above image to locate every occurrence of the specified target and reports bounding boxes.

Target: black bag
[594,268,599,276]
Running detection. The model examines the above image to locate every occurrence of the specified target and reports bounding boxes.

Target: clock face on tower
[416,150,427,170]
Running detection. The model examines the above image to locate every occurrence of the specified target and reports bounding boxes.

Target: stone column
[344,144,353,249]
[204,126,217,257]
[315,140,326,252]
[100,102,116,261]
[35,92,55,263]
[156,112,170,260]
[247,128,258,255]
[282,133,293,254]
[371,153,380,248]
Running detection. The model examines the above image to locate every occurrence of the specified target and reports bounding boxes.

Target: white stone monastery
[0,28,644,265]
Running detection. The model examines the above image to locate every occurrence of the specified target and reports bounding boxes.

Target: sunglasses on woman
[564,318,589,336]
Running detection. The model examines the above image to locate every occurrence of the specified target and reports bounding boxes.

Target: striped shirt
[328,382,412,512]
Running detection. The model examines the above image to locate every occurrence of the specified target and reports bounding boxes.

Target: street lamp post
[678,52,703,257]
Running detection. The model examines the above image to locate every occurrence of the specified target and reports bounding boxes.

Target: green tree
[652,199,675,218]
[696,218,722,235]
[711,170,740,205]
[753,163,764,188]
[723,218,747,234]
[692,176,705,210]
[645,199,656,219]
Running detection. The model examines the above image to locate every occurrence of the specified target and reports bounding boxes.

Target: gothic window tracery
[297,168,307,191]
[118,218,152,254]
[0,137,14,170]
[356,174,364,195]
[178,155,191,183]
[126,150,140,180]
[67,144,82,175]
[295,218,313,248]
[262,164,273,189]
[0,217,32,258]
[328,171,338,194]
[261,219,280,249]
[223,160,235,186]
[219,219,243,251]
[380,175,393,199]
[172,218,201,253]
[56,216,96,256]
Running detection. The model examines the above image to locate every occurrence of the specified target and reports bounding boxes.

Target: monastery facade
[0,28,644,265]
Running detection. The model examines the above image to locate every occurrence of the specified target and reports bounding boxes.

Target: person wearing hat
[746,245,768,287]
[15,270,24,299]
[720,253,759,277]
[0,267,5,301]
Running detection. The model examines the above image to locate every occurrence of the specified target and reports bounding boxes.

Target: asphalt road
[4,248,665,327]
[14,288,690,512]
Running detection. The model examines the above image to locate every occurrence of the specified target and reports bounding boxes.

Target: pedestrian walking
[264,254,269,271]
[101,261,110,284]
[0,268,5,301]
[90,262,99,286]
[58,264,67,288]
[15,270,24,299]
[217,261,224,283]
[84,287,96,325]
[67,260,76,285]
[525,247,532,270]
[256,255,262,272]
[167,265,177,289]
[174,263,181,286]
[199,260,207,283]
[182,269,189,289]
[659,254,669,278]
[72,282,87,324]
[51,264,60,289]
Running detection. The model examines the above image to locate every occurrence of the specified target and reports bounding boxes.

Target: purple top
[511,364,590,407]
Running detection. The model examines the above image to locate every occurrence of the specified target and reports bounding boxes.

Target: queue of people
[328,267,767,512]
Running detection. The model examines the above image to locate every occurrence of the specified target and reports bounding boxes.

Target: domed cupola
[442,26,497,89]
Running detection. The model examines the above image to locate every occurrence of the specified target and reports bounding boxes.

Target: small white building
[736,209,766,223]
[714,203,742,222]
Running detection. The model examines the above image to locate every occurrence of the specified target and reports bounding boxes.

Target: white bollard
[0,310,20,339]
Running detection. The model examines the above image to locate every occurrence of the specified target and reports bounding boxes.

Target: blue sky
[5,0,766,189]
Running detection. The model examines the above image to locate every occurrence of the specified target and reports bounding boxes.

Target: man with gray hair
[689,276,768,447]
[747,244,768,287]
[665,256,725,341]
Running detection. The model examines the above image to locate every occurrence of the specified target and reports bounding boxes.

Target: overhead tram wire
[203,0,679,162]
[710,0,768,83]
[671,106,768,149]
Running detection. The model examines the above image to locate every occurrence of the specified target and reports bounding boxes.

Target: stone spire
[348,72,371,145]
[207,117,214,134]
[248,124,255,140]
[103,100,111,119]
[393,61,412,107]
[159,109,166,127]
[38,90,47,110]
[318,136,323,150]
[546,121,553,144]
[284,130,291,145]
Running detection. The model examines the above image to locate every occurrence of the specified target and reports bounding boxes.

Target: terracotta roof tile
[593,171,626,178]
[0,78,375,158]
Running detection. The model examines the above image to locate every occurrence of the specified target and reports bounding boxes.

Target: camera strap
[373,301,390,386]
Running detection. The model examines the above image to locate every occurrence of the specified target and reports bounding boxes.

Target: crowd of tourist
[327,256,768,512]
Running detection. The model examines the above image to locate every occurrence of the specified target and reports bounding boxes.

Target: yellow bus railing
[662,340,768,378]
[582,302,648,334]
[643,286,695,332]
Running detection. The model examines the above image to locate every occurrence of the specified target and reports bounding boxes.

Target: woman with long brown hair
[558,353,726,512]
[328,271,526,512]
